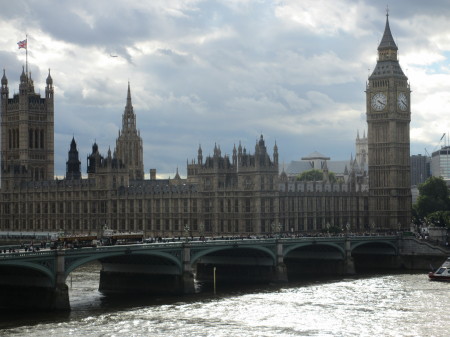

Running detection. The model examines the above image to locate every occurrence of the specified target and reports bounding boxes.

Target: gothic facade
[0,15,411,236]
[366,13,412,228]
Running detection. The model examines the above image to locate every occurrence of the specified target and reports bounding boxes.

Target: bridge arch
[64,250,183,279]
[283,242,346,258]
[190,245,277,265]
[0,260,55,287]
[351,240,398,255]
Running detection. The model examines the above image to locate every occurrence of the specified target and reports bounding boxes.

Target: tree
[296,169,337,183]
[414,176,450,226]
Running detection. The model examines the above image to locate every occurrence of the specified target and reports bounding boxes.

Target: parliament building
[0,14,411,236]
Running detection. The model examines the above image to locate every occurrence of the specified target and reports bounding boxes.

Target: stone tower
[366,13,411,229]
[0,68,54,190]
[66,137,81,180]
[355,130,368,170]
[115,83,144,180]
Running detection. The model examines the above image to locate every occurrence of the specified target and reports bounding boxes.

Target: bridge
[0,235,446,311]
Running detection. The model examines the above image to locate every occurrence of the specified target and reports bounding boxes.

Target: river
[0,262,449,337]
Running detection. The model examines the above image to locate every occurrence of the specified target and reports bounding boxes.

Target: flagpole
[25,34,28,78]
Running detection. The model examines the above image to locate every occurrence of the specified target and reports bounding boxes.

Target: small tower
[273,141,279,167]
[198,144,203,165]
[66,137,81,180]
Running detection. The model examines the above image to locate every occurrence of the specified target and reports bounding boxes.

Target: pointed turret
[66,137,81,180]
[174,167,181,180]
[1,69,7,86]
[20,66,27,83]
[378,13,397,51]
[198,144,203,165]
[46,68,53,86]
[273,141,279,166]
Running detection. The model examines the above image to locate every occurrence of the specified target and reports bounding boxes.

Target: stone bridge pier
[98,246,195,296]
[345,238,355,275]
[0,249,70,311]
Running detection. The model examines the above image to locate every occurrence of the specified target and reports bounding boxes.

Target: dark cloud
[1,0,449,176]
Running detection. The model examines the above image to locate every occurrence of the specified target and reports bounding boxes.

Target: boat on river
[428,257,450,281]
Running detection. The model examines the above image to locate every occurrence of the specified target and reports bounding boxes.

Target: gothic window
[40,129,44,148]
[35,128,39,148]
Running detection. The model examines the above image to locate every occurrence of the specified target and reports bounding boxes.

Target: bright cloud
[1,0,450,177]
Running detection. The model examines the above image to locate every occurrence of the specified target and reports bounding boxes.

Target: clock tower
[366,13,411,230]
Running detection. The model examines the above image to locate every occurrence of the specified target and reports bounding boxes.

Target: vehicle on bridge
[101,230,143,246]
[55,234,98,249]
[428,257,450,281]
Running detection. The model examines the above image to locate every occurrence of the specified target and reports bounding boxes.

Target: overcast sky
[1,0,450,178]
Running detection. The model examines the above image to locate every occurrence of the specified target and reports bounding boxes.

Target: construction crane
[432,133,446,153]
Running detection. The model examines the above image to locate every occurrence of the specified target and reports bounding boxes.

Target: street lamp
[184,225,190,241]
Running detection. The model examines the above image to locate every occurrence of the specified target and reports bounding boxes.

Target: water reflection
[1,262,449,337]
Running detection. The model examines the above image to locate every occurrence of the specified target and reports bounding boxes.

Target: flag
[17,39,27,49]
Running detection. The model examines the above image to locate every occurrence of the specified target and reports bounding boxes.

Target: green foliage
[414,176,450,227]
[426,211,450,228]
[296,169,337,183]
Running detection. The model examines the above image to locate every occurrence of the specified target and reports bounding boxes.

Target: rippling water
[1,262,449,337]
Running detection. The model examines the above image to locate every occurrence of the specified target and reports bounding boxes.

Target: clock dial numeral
[371,93,387,111]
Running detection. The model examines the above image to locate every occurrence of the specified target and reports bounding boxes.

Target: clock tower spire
[366,13,411,230]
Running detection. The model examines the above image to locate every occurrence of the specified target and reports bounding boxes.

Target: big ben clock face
[371,92,387,111]
[397,92,408,111]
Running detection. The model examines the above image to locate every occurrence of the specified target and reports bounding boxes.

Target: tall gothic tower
[1,68,54,190]
[366,13,411,229]
[115,83,144,180]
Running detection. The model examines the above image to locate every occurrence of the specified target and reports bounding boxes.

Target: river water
[0,262,449,337]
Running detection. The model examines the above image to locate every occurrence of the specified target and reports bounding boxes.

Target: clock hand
[377,100,385,105]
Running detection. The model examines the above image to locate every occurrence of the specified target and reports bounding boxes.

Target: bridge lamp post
[346,222,350,237]
[326,222,330,236]
[184,225,190,242]
[199,223,205,238]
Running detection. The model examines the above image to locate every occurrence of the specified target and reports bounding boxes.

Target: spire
[126,81,132,108]
[1,69,7,86]
[20,66,27,83]
[70,136,76,150]
[378,11,397,51]
[46,68,53,86]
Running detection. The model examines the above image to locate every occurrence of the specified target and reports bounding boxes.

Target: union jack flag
[17,39,27,49]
